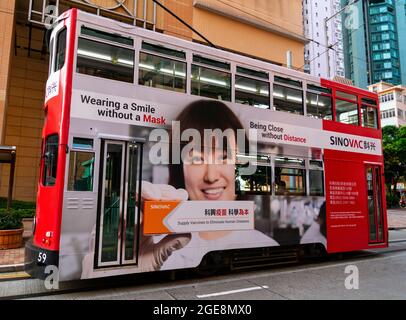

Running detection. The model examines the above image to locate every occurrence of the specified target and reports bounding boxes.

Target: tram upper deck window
[54,28,67,72]
[42,134,59,187]
[76,38,134,83]
[273,76,303,115]
[335,91,359,126]
[48,38,54,75]
[274,157,306,196]
[235,155,271,195]
[306,85,332,119]
[361,105,378,129]
[139,42,186,93]
[81,26,134,46]
[191,55,231,101]
[235,67,270,109]
[361,98,379,129]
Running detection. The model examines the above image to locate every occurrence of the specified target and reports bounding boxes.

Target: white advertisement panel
[71,90,382,156]
[143,200,254,234]
[45,71,60,102]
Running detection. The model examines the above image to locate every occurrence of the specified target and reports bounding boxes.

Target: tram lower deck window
[76,38,134,83]
[309,170,324,196]
[275,167,306,195]
[42,134,59,186]
[68,151,95,191]
[235,165,271,195]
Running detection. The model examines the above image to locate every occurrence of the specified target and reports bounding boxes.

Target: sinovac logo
[45,71,60,102]
[329,135,379,153]
[151,204,171,210]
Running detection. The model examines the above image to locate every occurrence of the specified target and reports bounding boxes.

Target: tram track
[1,239,406,300]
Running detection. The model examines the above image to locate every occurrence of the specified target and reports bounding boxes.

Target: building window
[381,108,396,119]
[42,134,59,187]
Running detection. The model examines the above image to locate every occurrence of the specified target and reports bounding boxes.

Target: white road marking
[196,285,269,298]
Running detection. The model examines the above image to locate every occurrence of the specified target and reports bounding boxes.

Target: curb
[0,263,25,273]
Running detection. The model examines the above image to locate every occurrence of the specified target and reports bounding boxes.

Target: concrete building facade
[368,81,406,127]
[303,0,345,78]
[0,0,307,201]
[342,0,406,88]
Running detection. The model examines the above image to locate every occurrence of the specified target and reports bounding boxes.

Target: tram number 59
[38,252,47,264]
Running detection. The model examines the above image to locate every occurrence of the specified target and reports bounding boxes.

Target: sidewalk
[0,220,32,273]
[387,208,406,229]
[0,247,25,272]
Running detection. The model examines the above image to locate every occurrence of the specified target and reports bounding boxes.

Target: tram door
[96,140,142,267]
[366,165,385,244]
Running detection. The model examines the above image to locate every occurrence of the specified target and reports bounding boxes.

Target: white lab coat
[300,220,327,247]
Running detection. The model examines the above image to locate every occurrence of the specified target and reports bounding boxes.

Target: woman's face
[183,134,237,201]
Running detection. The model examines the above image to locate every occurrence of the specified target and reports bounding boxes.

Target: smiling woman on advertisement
[81,99,279,278]
[158,99,279,270]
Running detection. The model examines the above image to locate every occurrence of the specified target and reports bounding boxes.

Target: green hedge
[0,197,36,210]
[0,209,23,230]
[0,198,36,219]
[386,193,400,209]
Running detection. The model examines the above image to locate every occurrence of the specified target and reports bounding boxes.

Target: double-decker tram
[26,9,387,281]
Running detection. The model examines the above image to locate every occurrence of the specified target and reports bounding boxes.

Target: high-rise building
[342,0,406,88]
[368,81,406,127]
[303,0,345,78]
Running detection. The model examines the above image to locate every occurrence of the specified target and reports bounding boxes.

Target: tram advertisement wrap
[71,90,382,156]
[143,201,254,234]
[58,88,377,280]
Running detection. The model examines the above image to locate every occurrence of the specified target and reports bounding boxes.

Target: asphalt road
[1,229,405,300]
[12,229,405,300]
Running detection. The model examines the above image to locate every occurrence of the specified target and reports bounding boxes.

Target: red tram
[25,9,387,281]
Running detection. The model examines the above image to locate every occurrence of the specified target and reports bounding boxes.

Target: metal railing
[28,0,156,28]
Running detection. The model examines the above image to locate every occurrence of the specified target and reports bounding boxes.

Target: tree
[382,125,406,196]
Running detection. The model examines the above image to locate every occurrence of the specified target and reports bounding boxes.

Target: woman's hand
[81,182,191,277]
[138,181,191,272]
